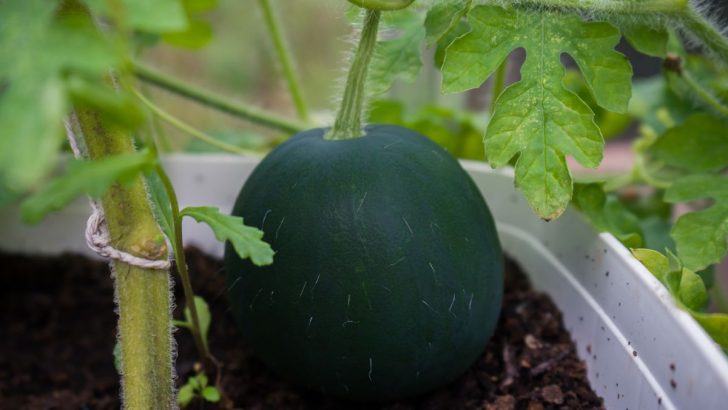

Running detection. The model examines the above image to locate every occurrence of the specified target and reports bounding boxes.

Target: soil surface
[0,249,603,410]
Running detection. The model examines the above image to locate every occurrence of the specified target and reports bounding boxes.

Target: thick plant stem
[326,10,381,140]
[154,163,209,360]
[76,109,173,410]
[133,62,307,134]
[680,5,728,66]
[258,0,310,122]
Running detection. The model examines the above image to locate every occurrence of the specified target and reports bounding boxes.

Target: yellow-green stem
[76,109,173,410]
[490,59,508,115]
[154,163,209,360]
[326,10,381,140]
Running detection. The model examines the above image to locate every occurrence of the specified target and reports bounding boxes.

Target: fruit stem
[326,10,381,140]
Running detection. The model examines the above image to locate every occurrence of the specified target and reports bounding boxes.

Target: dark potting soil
[0,248,603,410]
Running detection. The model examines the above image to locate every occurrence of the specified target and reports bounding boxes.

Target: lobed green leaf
[180,206,274,266]
[620,23,668,58]
[0,0,120,193]
[650,113,728,173]
[442,5,632,219]
[368,11,425,96]
[664,175,728,271]
[82,0,188,33]
[573,183,643,247]
[424,0,471,46]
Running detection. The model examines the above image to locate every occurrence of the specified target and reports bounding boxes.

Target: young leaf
[650,113,728,172]
[112,341,122,373]
[146,172,177,248]
[180,206,274,266]
[162,19,213,49]
[691,312,728,350]
[442,5,632,219]
[82,0,188,33]
[664,175,728,271]
[679,267,708,310]
[21,150,156,224]
[424,0,471,46]
[573,183,643,248]
[177,383,195,407]
[161,0,218,49]
[631,248,669,280]
[195,373,208,388]
[184,296,211,349]
[201,386,221,402]
[368,11,425,96]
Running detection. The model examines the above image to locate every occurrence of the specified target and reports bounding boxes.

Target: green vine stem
[326,10,381,140]
[490,59,508,115]
[681,69,728,117]
[258,0,310,122]
[76,108,174,410]
[139,126,210,365]
[515,0,728,66]
[133,89,262,156]
[133,62,307,134]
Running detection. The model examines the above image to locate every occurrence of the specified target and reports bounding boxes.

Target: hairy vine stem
[258,0,310,122]
[681,69,728,117]
[680,5,728,66]
[508,0,728,66]
[513,0,688,14]
[133,62,308,134]
[76,108,174,410]
[326,10,381,140]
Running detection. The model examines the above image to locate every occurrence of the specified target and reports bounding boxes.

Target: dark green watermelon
[224,125,503,402]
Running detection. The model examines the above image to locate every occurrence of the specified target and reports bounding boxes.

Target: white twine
[64,116,171,270]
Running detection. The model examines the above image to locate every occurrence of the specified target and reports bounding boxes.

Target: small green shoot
[177,371,221,408]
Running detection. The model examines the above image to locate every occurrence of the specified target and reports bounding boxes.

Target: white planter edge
[1,153,726,410]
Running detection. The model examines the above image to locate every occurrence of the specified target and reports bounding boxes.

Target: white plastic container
[2,154,727,409]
